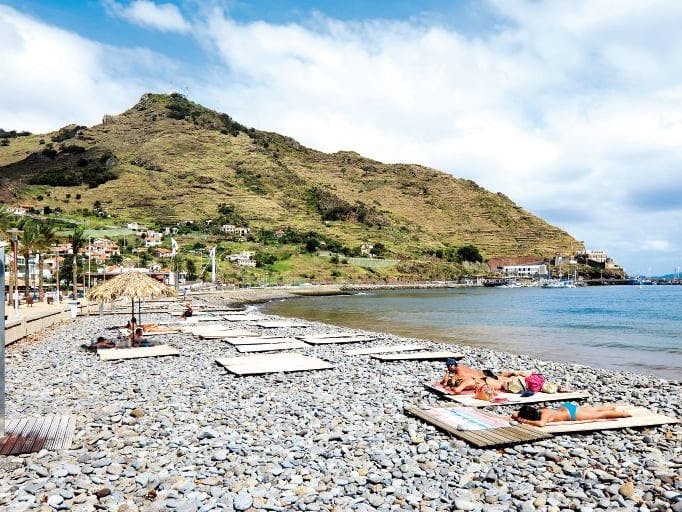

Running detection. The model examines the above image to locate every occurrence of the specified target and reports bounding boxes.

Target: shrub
[51,125,84,142]
[456,245,483,263]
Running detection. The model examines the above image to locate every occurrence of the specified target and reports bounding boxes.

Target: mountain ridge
[0,93,580,280]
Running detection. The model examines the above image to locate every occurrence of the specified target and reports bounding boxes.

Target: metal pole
[12,233,19,316]
[1,245,6,436]
[55,247,60,304]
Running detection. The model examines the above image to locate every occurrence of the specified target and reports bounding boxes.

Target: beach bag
[525,373,546,393]
[474,381,496,401]
[541,382,559,394]
[504,375,527,394]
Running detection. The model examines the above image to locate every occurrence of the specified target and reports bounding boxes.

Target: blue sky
[2,0,682,276]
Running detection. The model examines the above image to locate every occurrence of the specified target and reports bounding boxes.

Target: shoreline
[1,293,680,511]
[208,285,682,383]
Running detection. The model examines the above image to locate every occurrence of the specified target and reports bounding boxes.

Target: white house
[227,251,256,267]
[501,264,549,278]
[144,231,164,247]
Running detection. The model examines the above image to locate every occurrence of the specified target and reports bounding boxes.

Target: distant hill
[0,93,580,281]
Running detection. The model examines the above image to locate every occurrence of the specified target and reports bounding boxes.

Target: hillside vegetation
[0,93,579,283]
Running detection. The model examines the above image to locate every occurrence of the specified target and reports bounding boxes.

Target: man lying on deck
[130,328,153,347]
[441,357,530,394]
[81,336,115,351]
[511,403,630,427]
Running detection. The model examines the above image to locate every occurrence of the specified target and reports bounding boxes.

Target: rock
[94,488,112,499]
[619,481,635,498]
[233,490,252,510]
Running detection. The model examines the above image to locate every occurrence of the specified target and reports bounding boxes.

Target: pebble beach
[1,291,681,512]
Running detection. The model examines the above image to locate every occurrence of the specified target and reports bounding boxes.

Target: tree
[456,245,483,263]
[185,259,197,281]
[17,220,39,299]
[34,220,57,301]
[69,226,86,298]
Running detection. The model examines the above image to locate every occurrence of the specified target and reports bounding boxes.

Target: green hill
[0,93,579,283]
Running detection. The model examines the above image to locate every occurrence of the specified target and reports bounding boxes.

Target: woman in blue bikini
[512,403,630,427]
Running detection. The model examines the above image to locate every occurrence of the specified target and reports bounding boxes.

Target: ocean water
[263,285,682,380]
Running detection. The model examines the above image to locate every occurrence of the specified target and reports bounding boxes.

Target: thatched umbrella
[87,271,176,323]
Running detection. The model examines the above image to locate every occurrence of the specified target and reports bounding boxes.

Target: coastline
[1,291,680,511]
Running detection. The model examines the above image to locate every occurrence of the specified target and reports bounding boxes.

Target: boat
[542,279,576,288]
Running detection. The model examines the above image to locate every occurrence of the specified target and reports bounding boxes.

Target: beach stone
[233,490,252,510]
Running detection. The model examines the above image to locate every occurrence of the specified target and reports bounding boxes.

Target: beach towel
[426,381,590,407]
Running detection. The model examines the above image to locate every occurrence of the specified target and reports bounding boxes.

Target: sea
[262,285,682,380]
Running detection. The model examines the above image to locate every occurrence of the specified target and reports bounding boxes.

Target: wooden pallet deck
[300,335,375,345]
[236,341,308,353]
[216,353,334,375]
[98,345,180,361]
[224,336,299,346]
[372,351,464,361]
[405,405,550,448]
[346,344,426,355]
[426,382,591,407]
[1,415,75,455]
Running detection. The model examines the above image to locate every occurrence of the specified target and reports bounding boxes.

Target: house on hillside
[361,244,374,257]
[144,231,164,247]
[155,247,172,259]
[226,251,256,267]
[126,222,145,232]
[501,264,549,278]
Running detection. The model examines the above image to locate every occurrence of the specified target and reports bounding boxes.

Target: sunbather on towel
[512,403,630,427]
[131,328,153,347]
[180,303,193,319]
[81,336,115,351]
[441,357,530,391]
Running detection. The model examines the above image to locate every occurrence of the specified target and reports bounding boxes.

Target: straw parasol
[86,271,176,323]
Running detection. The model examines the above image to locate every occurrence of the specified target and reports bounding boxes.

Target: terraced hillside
[0,93,578,269]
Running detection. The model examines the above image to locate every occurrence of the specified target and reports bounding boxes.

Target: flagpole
[211,246,216,285]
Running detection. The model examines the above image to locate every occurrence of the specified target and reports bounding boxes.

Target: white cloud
[3,1,682,274]
[195,2,682,274]
[0,5,172,132]
[103,0,190,33]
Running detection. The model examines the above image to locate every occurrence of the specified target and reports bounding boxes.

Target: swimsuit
[559,402,578,421]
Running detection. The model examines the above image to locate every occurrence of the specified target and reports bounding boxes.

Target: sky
[1,1,682,276]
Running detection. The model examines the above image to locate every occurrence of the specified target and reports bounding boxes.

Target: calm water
[263,285,682,380]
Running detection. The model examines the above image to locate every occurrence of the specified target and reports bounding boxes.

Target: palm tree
[0,205,16,304]
[69,226,86,298]
[171,254,185,290]
[35,220,57,301]
[18,219,39,300]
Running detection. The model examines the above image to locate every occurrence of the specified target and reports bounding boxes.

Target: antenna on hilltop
[183,86,190,97]
[168,81,175,94]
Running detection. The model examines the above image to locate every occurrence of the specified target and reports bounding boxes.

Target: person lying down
[511,403,631,427]
[440,357,530,394]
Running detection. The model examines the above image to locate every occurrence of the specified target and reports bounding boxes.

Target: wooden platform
[298,332,360,340]
[236,341,308,353]
[372,351,465,361]
[98,345,180,361]
[300,335,375,345]
[224,336,299,346]
[0,415,75,455]
[224,314,264,322]
[405,404,679,447]
[346,344,426,356]
[539,406,680,433]
[252,320,309,328]
[216,353,334,375]
[426,382,590,407]
[405,405,551,448]
[197,329,260,339]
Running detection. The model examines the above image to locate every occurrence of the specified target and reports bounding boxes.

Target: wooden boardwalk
[405,405,550,448]
[1,415,75,455]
